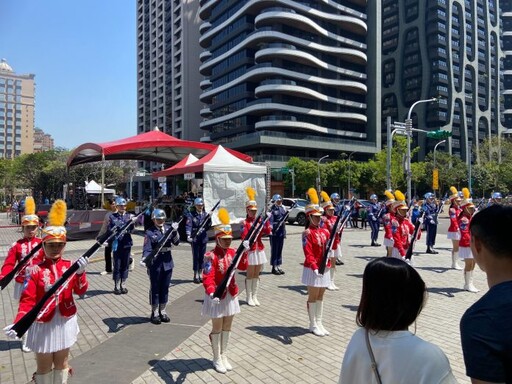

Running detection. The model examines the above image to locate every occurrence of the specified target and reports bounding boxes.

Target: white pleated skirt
[459,246,473,259]
[391,248,405,260]
[447,231,461,240]
[383,238,394,247]
[13,282,24,301]
[201,293,241,318]
[248,250,267,265]
[301,267,331,287]
[26,312,79,353]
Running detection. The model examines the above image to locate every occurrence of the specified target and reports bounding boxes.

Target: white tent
[153,145,267,225]
[85,180,115,195]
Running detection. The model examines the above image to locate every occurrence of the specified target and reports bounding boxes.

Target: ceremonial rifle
[405,209,426,260]
[213,211,265,300]
[10,206,148,338]
[190,200,220,242]
[318,198,355,275]
[142,216,185,268]
[0,242,43,290]
[273,201,297,234]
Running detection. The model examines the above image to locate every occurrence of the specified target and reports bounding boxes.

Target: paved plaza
[0,212,484,383]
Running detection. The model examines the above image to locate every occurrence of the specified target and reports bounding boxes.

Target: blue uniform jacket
[185,210,210,244]
[367,202,381,221]
[424,202,438,224]
[142,225,179,270]
[270,204,287,237]
[108,212,133,248]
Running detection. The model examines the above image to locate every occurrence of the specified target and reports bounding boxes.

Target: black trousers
[104,245,113,273]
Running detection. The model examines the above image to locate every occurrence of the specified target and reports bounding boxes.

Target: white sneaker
[100,271,108,276]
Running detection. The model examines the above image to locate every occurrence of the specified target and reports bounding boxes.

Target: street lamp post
[433,139,446,196]
[433,140,446,169]
[405,97,438,204]
[348,151,357,198]
[317,155,329,193]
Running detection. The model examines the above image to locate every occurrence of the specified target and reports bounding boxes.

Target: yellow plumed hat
[21,196,39,226]
[245,187,258,210]
[214,207,233,238]
[306,188,323,216]
[460,187,474,208]
[392,190,407,211]
[320,191,333,209]
[384,190,395,206]
[42,199,67,243]
[449,186,461,201]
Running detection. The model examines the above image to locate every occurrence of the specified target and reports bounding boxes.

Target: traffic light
[426,130,452,139]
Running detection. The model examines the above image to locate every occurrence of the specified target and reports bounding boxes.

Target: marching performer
[382,190,396,257]
[108,197,134,295]
[185,197,210,283]
[202,208,244,374]
[390,190,415,261]
[302,188,331,336]
[269,194,287,275]
[240,187,271,307]
[423,192,439,254]
[4,200,89,384]
[0,196,44,352]
[488,191,503,207]
[142,209,180,324]
[447,187,463,270]
[320,191,341,290]
[458,188,479,292]
[367,194,381,246]
[330,192,345,265]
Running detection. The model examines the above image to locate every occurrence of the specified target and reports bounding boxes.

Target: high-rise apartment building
[136,0,203,141]
[0,59,35,159]
[33,127,54,152]
[198,1,381,165]
[382,0,503,163]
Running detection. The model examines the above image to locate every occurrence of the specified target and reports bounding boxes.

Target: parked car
[282,198,308,226]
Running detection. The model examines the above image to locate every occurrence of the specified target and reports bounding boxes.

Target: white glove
[139,259,147,267]
[430,220,436,225]
[266,211,272,219]
[242,240,250,250]
[171,222,179,230]
[313,269,320,276]
[76,256,88,275]
[3,324,19,340]
[209,293,220,304]
[418,217,424,224]
[187,236,193,243]
[372,217,377,221]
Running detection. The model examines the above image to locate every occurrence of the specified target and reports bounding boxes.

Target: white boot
[21,333,31,353]
[33,371,53,384]
[316,300,330,336]
[210,333,227,373]
[246,278,255,306]
[464,271,479,293]
[53,368,70,384]
[307,302,324,336]
[221,330,233,371]
[451,251,463,270]
[252,278,261,306]
[328,268,339,291]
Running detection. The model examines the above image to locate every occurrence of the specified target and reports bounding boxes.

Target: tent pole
[101,153,105,208]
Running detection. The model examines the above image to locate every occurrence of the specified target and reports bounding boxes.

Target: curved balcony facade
[198,0,379,164]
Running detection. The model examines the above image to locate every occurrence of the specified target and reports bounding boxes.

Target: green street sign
[281,167,289,174]
[427,130,452,139]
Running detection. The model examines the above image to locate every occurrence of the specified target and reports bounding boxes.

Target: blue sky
[0,0,136,150]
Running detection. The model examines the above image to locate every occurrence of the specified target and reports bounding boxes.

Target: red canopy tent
[66,128,252,167]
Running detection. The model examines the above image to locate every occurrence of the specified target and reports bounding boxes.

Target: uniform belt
[160,247,172,252]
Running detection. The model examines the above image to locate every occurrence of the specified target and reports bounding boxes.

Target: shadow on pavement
[427,287,465,297]
[354,256,380,262]
[170,279,193,286]
[278,285,308,295]
[147,357,211,384]
[78,289,111,298]
[349,244,374,248]
[341,304,359,312]
[345,274,363,279]
[416,266,452,274]
[102,316,148,333]
[0,340,22,352]
[246,325,310,345]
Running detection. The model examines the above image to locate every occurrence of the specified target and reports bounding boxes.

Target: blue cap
[491,192,502,199]
[330,193,340,200]
[370,194,377,200]
[151,208,166,220]
[194,197,204,206]
[115,197,127,206]
[424,192,433,199]
[272,194,282,201]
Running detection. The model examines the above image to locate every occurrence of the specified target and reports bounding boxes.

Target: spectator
[340,257,457,383]
[460,205,512,383]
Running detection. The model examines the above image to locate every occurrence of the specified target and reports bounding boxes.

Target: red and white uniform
[322,215,342,258]
[201,246,242,318]
[382,211,395,247]
[457,213,473,259]
[447,205,462,240]
[301,225,331,287]
[15,257,88,353]
[240,216,271,265]
[15,257,88,324]
[1,237,45,300]
[391,216,415,258]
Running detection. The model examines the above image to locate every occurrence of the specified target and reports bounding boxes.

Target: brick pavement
[0,211,483,383]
